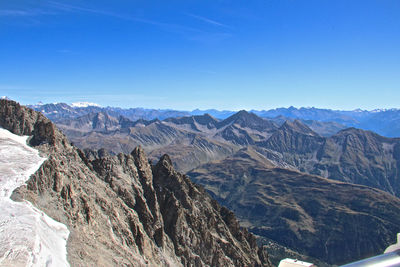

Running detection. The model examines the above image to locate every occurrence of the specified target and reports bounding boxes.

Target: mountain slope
[188,148,400,265]
[260,123,400,196]
[1,99,270,267]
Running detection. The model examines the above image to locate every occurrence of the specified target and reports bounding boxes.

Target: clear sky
[1,0,399,110]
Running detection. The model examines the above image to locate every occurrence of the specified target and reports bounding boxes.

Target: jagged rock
[1,99,270,267]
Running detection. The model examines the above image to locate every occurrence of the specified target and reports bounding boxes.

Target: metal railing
[340,233,400,267]
[340,250,400,267]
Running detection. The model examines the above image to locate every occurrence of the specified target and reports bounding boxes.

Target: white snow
[352,108,366,113]
[71,102,100,108]
[371,108,399,113]
[0,128,70,267]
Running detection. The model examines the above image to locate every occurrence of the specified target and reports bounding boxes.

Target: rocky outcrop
[1,99,270,267]
[0,99,66,147]
[152,154,269,266]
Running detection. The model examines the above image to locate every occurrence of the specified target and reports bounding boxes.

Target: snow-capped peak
[71,102,101,108]
[371,108,399,113]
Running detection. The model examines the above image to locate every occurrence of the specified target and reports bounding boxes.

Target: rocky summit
[0,99,270,267]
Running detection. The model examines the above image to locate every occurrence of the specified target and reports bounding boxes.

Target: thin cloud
[0,9,54,17]
[5,1,230,43]
[185,13,231,29]
[47,1,202,35]
[47,1,124,17]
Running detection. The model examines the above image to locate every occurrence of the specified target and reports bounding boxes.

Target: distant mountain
[213,111,277,146]
[29,102,400,137]
[252,106,359,125]
[28,102,191,122]
[106,107,190,121]
[164,113,219,131]
[187,147,400,265]
[253,107,400,137]
[1,99,271,266]
[360,109,400,138]
[190,109,236,119]
[53,109,400,197]
[217,110,277,132]
[59,112,122,132]
[57,113,238,172]
[300,119,347,137]
[267,116,347,137]
[29,102,104,122]
[54,111,281,172]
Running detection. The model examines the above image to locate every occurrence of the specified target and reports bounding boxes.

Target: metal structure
[278,234,400,267]
[340,233,400,267]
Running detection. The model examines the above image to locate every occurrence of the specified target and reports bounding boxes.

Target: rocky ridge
[0,99,270,267]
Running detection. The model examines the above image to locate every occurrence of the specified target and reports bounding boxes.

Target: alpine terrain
[40,104,400,266]
[0,99,271,267]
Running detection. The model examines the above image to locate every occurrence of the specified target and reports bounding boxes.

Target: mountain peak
[156,154,174,172]
[71,102,101,108]
[218,110,277,131]
[280,119,318,136]
[193,113,219,125]
[236,109,250,115]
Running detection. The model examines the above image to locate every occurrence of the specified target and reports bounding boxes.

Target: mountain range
[29,102,400,137]
[50,107,400,198]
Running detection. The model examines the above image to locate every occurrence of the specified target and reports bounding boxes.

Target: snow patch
[0,128,70,267]
[71,102,100,108]
[371,108,400,113]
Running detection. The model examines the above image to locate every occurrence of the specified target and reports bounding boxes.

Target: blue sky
[1,0,399,110]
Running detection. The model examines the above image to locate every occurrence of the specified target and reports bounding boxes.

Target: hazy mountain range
[29,102,400,137]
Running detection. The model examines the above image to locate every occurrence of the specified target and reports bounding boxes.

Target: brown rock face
[1,99,270,267]
[0,99,65,147]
